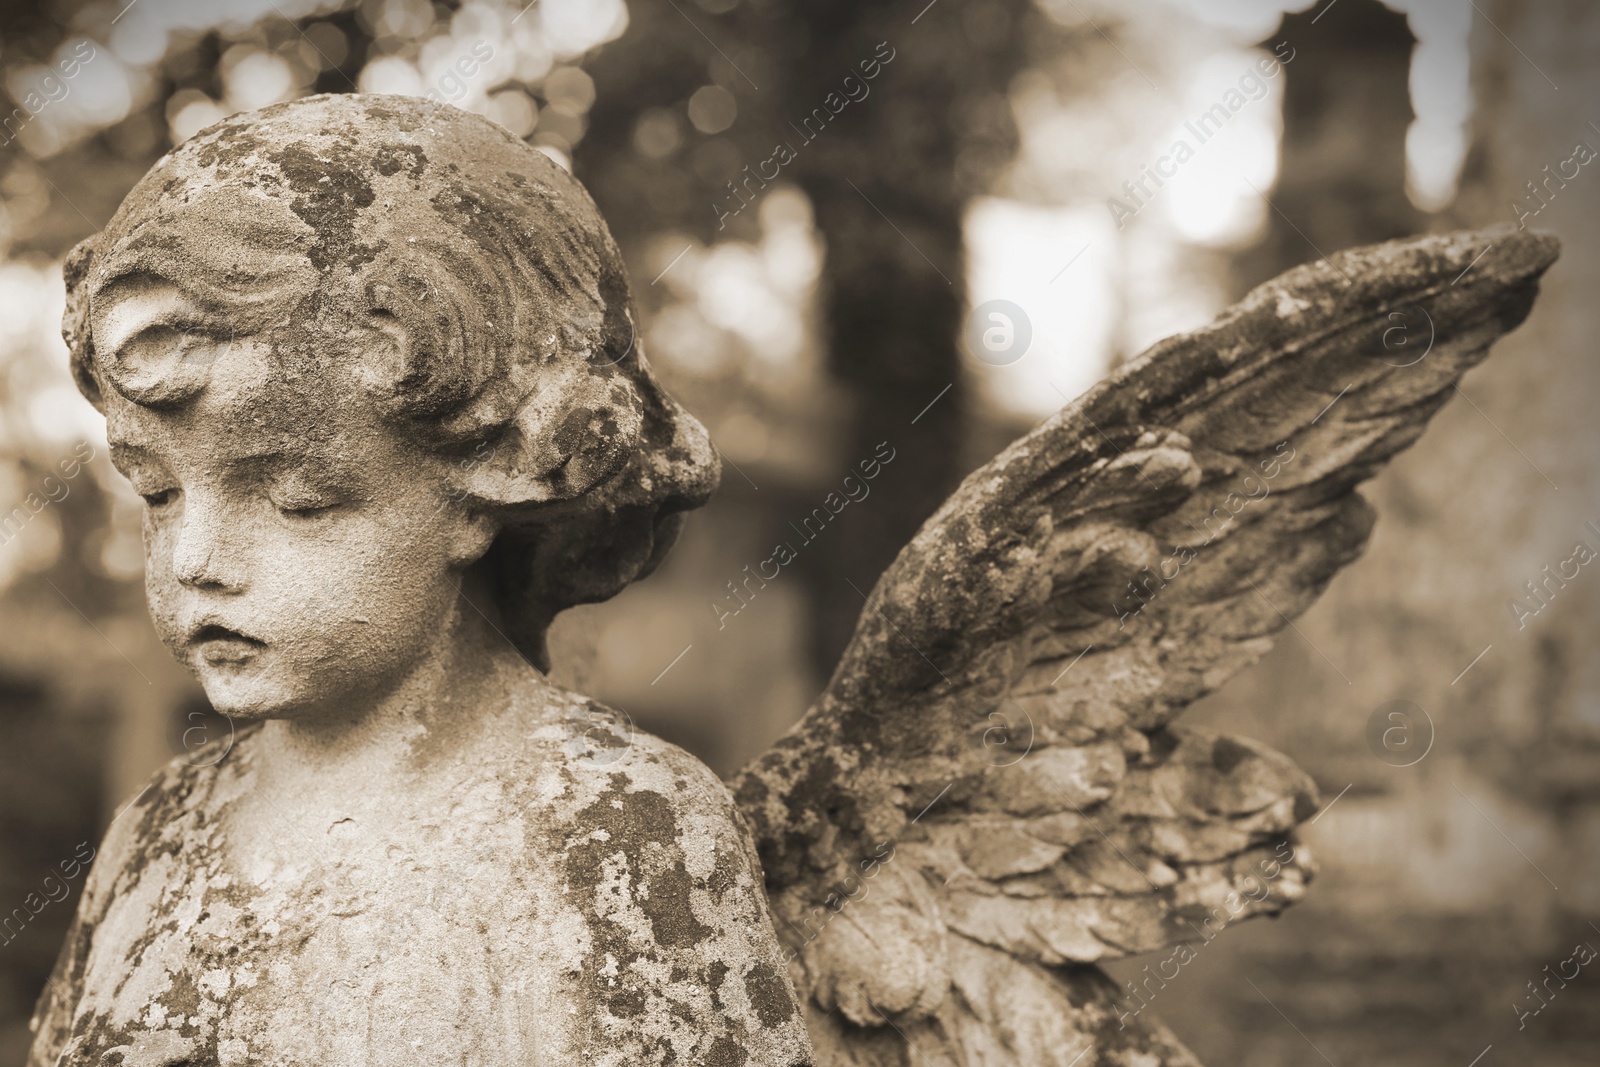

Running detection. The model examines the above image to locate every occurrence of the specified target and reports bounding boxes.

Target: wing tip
[1331,224,1561,291]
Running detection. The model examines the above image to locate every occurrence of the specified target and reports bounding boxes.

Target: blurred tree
[579,0,1043,677]
[1233,0,1424,291]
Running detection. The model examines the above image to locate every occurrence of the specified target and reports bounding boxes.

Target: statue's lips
[189,623,265,665]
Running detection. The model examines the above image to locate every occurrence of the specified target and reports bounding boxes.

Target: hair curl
[63,93,718,670]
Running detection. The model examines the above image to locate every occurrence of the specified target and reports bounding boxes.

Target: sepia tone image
[0,0,1595,1063]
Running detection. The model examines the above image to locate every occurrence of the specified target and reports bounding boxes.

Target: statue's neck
[246,579,547,805]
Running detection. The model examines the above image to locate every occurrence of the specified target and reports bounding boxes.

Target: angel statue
[28,93,1556,1067]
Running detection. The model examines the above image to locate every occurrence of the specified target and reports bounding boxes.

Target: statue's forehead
[102,356,380,463]
[92,268,379,450]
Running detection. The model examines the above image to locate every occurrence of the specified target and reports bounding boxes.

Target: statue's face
[95,281,494,721]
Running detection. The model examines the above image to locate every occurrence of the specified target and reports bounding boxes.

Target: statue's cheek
[141,527,184,635]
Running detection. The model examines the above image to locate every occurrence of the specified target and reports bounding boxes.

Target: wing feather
[735,227,1558,1065]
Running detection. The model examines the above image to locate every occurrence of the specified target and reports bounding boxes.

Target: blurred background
[0,0,1596,1063]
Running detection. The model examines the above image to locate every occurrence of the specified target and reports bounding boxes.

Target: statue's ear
[451,364,644,509]
[439,503,499,568]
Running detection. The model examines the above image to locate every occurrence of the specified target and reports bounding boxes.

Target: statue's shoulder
[507,689,814,1064]
[25,722,264,1067]
[518,688,761,891]
[78,720,263,900]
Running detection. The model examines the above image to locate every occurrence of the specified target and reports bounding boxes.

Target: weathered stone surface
[31,697,809,1066]
[33,94,809,1067]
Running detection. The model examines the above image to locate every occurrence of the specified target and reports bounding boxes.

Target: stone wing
[730,227,1559,1066]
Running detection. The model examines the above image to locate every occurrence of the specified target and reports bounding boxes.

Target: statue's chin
[196,686,291,723]
[190,653,316,723]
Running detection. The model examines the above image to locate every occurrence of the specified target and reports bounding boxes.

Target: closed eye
[276,499,340,519]
[140,488,177,507]
[265,468,350,520]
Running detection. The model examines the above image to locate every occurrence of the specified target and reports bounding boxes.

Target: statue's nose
[172,498,239,591]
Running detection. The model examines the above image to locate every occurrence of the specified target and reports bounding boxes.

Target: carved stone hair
[62,93,718,669]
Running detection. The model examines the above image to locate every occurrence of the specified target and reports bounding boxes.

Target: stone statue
[29,93,1557,1066]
